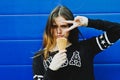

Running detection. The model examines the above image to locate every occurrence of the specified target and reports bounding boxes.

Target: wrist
[81,16,88,26]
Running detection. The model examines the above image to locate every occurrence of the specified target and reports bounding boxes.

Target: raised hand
[62,16,88,34]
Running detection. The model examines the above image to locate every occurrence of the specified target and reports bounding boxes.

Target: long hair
[43,5,80,59]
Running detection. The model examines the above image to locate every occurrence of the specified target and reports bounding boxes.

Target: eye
[52,25,57,29]
[61,25,68,28]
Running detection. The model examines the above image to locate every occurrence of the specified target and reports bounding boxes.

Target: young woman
[32,5,120,80]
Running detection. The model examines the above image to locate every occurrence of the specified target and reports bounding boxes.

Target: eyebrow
[52,23,56,25]
[61,24,68,26]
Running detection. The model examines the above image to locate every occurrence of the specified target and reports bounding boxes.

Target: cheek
[65,32,69,38]
[53,29,57,36]
[54,29,56,33]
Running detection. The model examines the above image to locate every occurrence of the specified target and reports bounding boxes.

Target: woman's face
[52,16,69,39]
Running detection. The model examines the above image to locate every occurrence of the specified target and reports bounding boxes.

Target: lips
[57,35,64,38]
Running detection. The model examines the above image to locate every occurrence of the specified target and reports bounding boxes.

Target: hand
[74,16,88,27]
[49,50,67,71]
[63,16,88,33]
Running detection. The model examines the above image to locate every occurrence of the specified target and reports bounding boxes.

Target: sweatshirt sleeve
[32,52,45,80]
[85,19,120,55]
[88,19,120,43]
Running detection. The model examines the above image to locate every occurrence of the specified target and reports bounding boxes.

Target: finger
[62,20,74,24]
[60,53,67,58]
[67,25,76,31]
[56,50,66,57]
[59,59,67,65]
[62,25,76,35]
[55,53,67,62]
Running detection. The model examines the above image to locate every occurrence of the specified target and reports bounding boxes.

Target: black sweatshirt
[32,19,120,80]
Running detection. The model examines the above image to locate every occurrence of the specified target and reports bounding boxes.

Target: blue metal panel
[0,0,120,14]
[0,40,42,65]
[0,65,33,80]
[94,40,120,64]
[94,64,120,80]
[0,0,57,14]
[0,14,120,40]
[0,16,47,40]
[0,40,120,65]
[64,0,120,14]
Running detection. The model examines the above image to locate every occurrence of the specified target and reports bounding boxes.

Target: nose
[57,27,62,34]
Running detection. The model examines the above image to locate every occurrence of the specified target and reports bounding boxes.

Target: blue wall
[0,0,120,80]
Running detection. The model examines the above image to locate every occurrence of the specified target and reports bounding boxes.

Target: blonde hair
[43,32,56,59]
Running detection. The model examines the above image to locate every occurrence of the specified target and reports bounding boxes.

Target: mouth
[57,35,64,38]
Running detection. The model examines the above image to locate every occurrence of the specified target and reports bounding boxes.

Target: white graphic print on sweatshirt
[43,51,81,70]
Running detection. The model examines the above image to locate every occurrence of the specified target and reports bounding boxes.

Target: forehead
[53,16,67,25]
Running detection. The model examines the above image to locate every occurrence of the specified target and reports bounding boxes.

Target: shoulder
[32,50,45,67]
[33,50,44,59]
